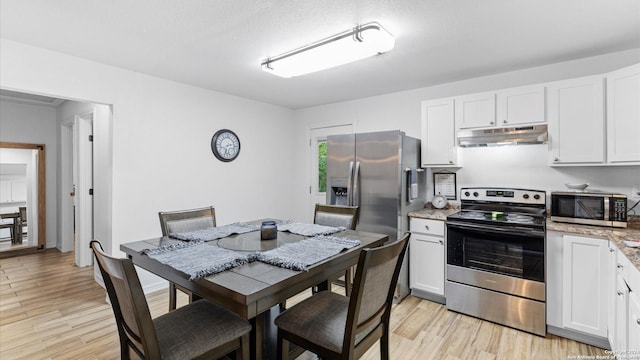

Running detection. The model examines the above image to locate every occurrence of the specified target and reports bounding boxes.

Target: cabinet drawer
[410,218,445,236]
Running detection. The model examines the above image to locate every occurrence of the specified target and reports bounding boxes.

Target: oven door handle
[446,221,545,238]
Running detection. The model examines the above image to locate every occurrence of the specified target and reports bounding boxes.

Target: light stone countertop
[408,204,459,221]
[547,217,640,272]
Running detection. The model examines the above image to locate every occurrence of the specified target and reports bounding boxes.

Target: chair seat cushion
[275,291,349,353]
[153,299,251,360]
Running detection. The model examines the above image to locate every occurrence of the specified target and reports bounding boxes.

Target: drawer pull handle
[439,240,443,245]
[637,318,640,326]
[609,248,615,253]
[617,291,624,296]
[425,225,429,230]
[617,264,623,269]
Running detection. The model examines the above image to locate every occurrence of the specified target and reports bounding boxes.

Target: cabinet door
[629,292,640,355]
[0,180,10,203]
[546,231,564,328]
[615,275,629,358]
[608,243,618,349]
[455,92,495,129]
[409,233,444,295]
[11,180,27,202]
[607,63,640,164]
[496,85,545,126]
[548,76,605,165]
[421,98,458,166]
[562,235,609,337]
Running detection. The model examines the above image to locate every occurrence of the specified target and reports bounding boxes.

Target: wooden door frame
[0,142,45,251]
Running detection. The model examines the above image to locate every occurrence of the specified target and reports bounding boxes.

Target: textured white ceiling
[1,0,638,109]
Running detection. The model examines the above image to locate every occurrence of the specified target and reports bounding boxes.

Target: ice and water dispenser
[328,177,349,206]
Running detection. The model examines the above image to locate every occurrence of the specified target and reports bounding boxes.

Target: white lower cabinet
[409,218,445,302]
[628,292,640,356]
[615,274,629,359]
[611,250,640,359]
[547,232,610,345]
[562,234,609,337]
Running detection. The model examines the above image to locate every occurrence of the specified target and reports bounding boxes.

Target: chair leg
[238,333,250,360]
[169,282,177,311]
[345,267,352,297]
[380,331,390,360]
[277,330,291,360]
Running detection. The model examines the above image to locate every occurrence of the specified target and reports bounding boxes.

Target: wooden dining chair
[0,222,14,244]
[158,206,216,311]
[274,232,410,360]
[90,240,250,360]
[314,204,360,296]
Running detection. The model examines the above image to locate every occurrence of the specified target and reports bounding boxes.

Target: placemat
[249,235,360,271]
[277,222,345,237]
[142,241,248,280]
[169,222,259,242]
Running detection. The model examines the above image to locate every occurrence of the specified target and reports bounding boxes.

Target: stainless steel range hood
[457,124,548,147]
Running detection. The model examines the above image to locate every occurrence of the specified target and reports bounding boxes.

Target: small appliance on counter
[550,191,627,228]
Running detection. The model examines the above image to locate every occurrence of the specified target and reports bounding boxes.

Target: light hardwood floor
[0,249,609,360]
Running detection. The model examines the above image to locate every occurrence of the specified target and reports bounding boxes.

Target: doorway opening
[308,124,353,221]
[0,142,45,256]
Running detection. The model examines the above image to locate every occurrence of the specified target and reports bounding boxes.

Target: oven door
[446,221,545,301]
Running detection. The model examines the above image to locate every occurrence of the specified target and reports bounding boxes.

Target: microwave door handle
[576,200,598,218]
[346,161,354,206]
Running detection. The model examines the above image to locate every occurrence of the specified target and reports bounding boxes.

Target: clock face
[211,129,240,162]
[432,194,448,209]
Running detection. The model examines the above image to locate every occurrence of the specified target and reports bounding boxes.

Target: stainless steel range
[446,187,547,336]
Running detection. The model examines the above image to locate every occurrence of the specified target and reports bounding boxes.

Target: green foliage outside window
[318,141,327,193]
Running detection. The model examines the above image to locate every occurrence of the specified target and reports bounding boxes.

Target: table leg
[14,220,22,244]
[250,306,283,360]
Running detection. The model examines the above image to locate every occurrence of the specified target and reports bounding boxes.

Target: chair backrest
[313,204,359,230]
[158,206,216,236]
[18,207,26,223]
[343,233,410,358]
[90,240,161,359]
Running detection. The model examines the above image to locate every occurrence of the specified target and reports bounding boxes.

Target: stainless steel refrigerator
[326,130,425,302]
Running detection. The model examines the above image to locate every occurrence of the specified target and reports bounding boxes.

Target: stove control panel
[460,187,546,205]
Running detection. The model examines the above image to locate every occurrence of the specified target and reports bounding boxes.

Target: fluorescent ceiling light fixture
[262,22,395,78]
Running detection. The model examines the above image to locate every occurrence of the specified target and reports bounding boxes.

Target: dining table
[119,219,389,360]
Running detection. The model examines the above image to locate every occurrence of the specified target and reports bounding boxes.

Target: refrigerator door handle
[346,161,355,206]
[353,161,361,207]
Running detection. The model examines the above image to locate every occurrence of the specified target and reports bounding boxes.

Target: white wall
[292,49,640,216]
[0,100,58,247]
[1,39,296,290]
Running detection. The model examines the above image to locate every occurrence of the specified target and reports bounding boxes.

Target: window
[318,140,327,193]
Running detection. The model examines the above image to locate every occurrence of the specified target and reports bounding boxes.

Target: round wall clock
[432,194,448,209]
[211,129,241,162]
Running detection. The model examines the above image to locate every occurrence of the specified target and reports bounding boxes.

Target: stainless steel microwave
[551,192,627,228]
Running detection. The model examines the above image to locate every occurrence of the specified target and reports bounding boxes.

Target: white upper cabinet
[455,92,496,129]
[421,98,459,167]
[548,76,605,165]
[496,85,546,126]
[607,63,640,165]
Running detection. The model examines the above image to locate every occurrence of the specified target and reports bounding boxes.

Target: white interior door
[73,113,94,267]
[308,124,353,221]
